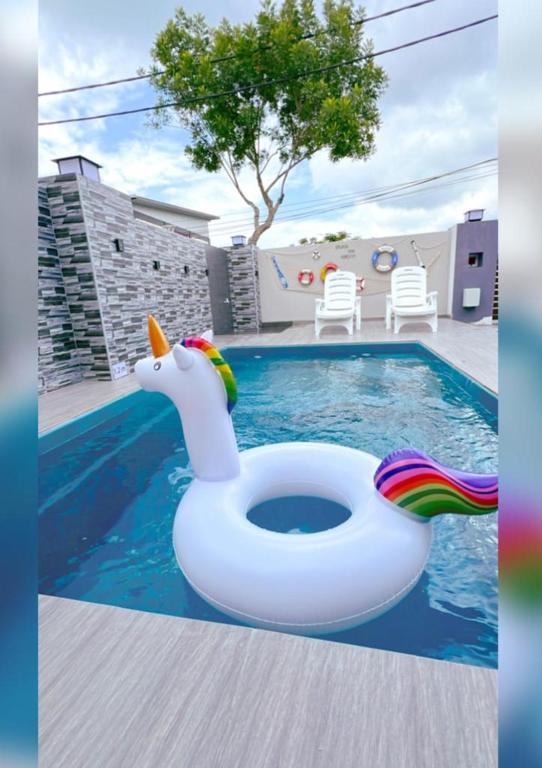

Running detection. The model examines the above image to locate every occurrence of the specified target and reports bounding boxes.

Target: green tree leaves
[149,0,387,243]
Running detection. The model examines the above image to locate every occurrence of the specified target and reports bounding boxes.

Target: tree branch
[220,153,261,231]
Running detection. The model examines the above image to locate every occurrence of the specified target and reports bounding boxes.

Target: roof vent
[53,155,102,181]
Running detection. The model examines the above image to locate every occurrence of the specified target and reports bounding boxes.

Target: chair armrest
[315,298,325,311]
[385,294,392,308]
[427,291,438,308]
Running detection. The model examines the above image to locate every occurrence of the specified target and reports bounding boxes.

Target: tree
[299,231,351,244]
[149,0,387,245]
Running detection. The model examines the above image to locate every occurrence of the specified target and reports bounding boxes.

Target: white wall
[258,229,452,322]
[132,202,211,240]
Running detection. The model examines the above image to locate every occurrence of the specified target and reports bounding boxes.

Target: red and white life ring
[320,262,339,282]
[298,269,314,286]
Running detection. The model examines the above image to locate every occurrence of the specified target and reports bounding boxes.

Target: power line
[209,170,498,240]
[151,161,497,237]
[194,158,497,228]
[181,159,498,232]
[192,170,497,237]
[38,0,438,97]
[174,160,497,236]
[39,14,497,126]
[208,170,498,236]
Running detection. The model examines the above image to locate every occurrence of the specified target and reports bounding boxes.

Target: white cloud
[309,71,497,200]
[38,1,497,250]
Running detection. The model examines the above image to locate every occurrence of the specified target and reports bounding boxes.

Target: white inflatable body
[174,441,431,634]
[135,317,497,635]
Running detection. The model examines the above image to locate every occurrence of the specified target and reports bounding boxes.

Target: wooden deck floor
[40,596,496,768]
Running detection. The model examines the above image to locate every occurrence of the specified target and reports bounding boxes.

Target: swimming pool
[39,342,497,668]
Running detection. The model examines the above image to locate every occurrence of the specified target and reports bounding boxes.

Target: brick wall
[77,175,212,374]
[227,244,261,332]
[40,174,110,381]
[37,173,213,391]
[38,185,82,392]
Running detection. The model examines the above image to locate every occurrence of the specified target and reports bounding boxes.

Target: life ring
[372,245,398,273]
[320,262,338,282]
[298,269,314,286]
[135,317,498,635]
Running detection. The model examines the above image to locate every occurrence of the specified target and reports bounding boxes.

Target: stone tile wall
[227,244,261,332]
[77,175,212,374]
[40,174,110,382]
[38,185,83,393]
[38,173,213,391]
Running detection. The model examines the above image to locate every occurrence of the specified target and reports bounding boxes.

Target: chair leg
[385,308,392,330]
[394,315,400,334]
[431,314,438,333]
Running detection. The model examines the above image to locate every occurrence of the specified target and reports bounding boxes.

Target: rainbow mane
[374,448,498,518]
[181,337,237,414]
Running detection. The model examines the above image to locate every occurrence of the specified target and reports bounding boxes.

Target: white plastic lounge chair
[315,270,356,338]
[385,266,438,334]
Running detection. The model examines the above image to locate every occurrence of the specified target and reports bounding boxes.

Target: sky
[38,0,498,247]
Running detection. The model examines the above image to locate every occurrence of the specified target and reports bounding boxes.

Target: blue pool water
[39,343,497,668]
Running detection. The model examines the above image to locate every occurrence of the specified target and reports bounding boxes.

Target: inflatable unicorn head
[135,315,240,481]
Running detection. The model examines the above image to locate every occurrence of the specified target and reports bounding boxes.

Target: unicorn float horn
[135,316,240,481]
[374,448,498,518]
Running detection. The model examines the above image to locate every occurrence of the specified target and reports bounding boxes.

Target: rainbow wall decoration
[181,337,238,414]
[374,448,498,518]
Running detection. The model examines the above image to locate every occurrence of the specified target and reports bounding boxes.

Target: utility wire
[205,171,498,236]
[207,171,498,240]
[191,168,497,236]
[39,14,497,126]
[38,0,438,97]
[175,160,497,236]
[191,158,497,228]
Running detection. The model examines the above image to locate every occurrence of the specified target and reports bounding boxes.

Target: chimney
[53,155,102,182]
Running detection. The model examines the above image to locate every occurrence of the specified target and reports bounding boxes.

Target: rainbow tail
[374,448,498,519]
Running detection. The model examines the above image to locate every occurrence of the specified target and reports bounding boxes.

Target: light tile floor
[39,318,497,433]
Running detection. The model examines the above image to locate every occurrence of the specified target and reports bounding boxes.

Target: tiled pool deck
[39,319,498,767]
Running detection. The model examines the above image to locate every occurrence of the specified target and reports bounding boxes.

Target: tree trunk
[248,197,284,245]
[248,219,274,246]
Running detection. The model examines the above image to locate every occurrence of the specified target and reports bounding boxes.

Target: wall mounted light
[113,238,124,252]
[231,234,247,248]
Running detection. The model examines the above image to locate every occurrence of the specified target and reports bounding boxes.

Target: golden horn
[148,315,170,358]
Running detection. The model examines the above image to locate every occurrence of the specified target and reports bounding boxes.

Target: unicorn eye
[153,361,161,371]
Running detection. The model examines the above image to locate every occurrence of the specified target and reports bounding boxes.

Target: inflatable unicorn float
[135,315,498,635]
